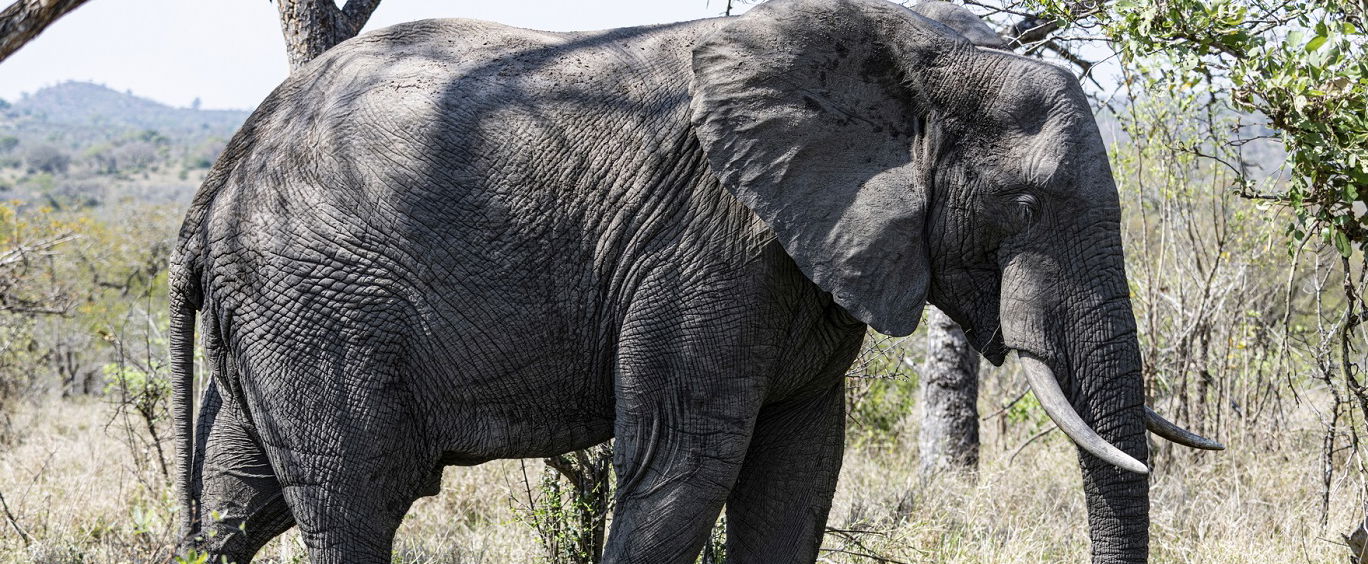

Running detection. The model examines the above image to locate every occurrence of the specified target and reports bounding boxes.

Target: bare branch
[0,0,93,63]
[1007,424,1058,464]
[276,0,382,71]
[0,233,80,268]
[1042,40,1095,74]
[339,0,382,37]
[0,488,29,546]
[999,1,1103,49]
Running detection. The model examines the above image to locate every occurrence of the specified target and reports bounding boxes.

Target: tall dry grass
[0,381,1353,563]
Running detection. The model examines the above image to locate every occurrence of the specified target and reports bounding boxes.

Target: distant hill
[0,82,251,205]
[8,82,248,136]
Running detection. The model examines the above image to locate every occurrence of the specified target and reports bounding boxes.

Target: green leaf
[1333,228,1353,257]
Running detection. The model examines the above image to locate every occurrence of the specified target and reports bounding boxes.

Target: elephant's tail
[166,76,284,546]
[168,267,201,545]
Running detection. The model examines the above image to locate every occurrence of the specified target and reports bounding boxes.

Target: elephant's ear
[689,0,962,337]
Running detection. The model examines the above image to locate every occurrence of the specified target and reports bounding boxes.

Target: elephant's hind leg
[259,366,433,564]
[196,389,296,563]
[724,382,846,563]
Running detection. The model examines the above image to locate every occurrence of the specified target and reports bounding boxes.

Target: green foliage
[521,477,600,562]
[1040,0,1368,257]
[845,332,919,450]
[1005,391,1047,429]
[1236,19,1368,257]
[0,198,177,454]
[848,377,918,449]
[0,202,78,436]
[517,445,614,564]
[172,550,212,564]
[102,359,169,423]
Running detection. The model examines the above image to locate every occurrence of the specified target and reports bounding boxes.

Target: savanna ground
[0,367,1356,563]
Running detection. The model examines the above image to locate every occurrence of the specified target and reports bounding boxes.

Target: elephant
[167,0,1222,562]
[911,0,1007,49]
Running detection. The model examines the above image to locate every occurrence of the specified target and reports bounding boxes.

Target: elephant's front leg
[724,381,846,563]
[602,312,769,563]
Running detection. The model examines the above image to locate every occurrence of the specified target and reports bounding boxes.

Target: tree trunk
[0,0,93,63]
[275,0,382,71]
[919,306,980,477]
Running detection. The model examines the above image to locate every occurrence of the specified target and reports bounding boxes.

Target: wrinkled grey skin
[168,0,1148,562]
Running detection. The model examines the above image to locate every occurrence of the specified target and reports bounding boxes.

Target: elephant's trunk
[999,234,1150,563]
[1067,294,1150,564]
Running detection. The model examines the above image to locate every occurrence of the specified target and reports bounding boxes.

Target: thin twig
[1008,424,1058,464]
[980,388,1028,421]
[0,488,30,546]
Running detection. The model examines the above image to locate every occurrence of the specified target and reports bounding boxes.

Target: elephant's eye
[1012,193,1039,228]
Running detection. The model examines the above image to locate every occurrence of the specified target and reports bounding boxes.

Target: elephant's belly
[436,420,615,466]
[412,307,619,463]
[427,387,617,464]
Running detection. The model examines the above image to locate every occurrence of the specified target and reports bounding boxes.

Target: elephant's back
[184,15,794,460]
[191,15,738,391]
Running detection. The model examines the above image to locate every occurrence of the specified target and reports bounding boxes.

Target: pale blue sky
[0,1,751,110]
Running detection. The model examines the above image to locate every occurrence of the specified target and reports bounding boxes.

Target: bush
[516,444,614,564]
[25,145,70,175]
[845,332,919,450]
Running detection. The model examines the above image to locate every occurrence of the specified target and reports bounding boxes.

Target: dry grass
[825,424,1353,563]
[0,393,1355,563]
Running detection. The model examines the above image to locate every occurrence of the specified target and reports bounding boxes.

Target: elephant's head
[689,0,1219,561]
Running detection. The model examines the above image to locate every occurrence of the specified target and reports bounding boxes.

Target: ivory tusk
[1018,352,1149,475]
[1145,407,1225,450]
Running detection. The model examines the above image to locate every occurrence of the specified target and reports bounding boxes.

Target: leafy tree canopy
[1026,0,1367,256]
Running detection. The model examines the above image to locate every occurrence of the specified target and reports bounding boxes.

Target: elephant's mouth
[929,298,1008,365]
[962,322,1007,365]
